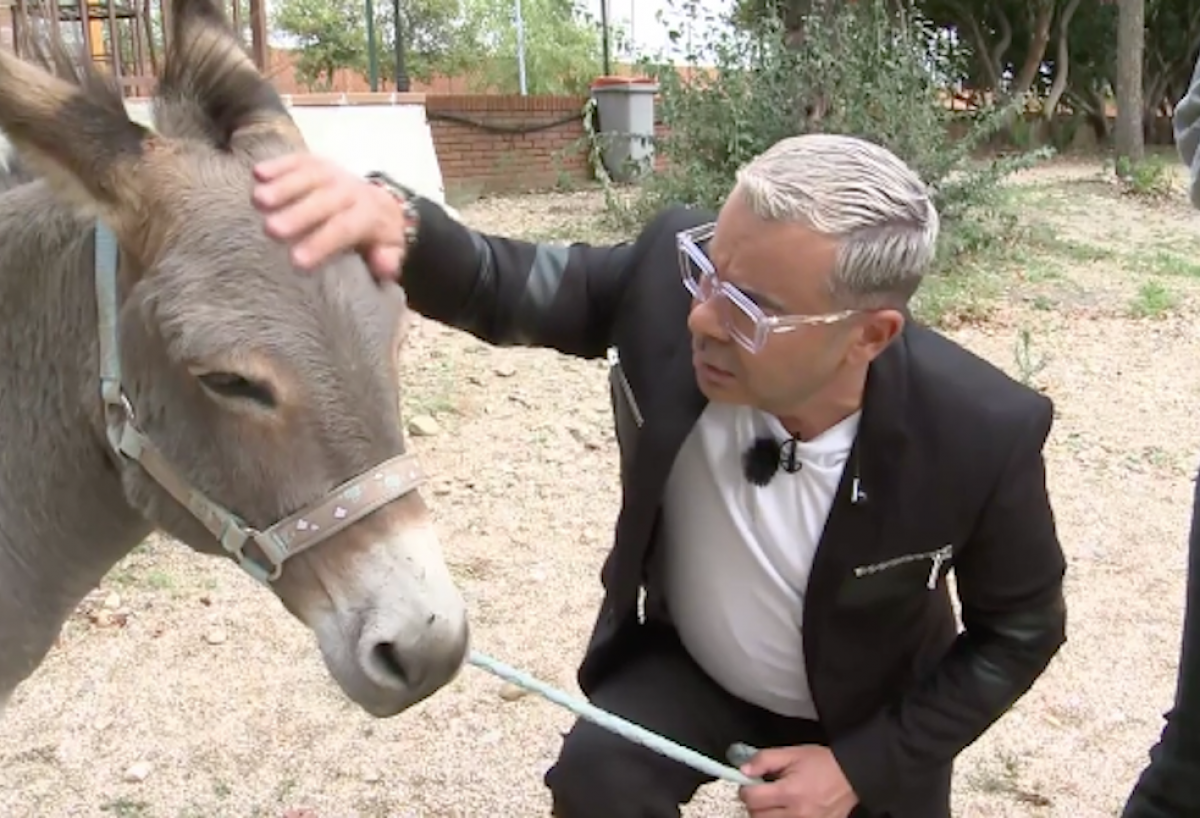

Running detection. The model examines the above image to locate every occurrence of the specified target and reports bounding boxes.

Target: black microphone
[741,435,804,487]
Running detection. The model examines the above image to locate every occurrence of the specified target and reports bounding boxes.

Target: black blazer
[402,200,1068,818]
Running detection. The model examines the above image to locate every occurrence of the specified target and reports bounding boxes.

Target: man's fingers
[742,748,795,778]
[252,152,309,182]
[262,183,357,244]
[251,152,406,278]
[253,163,337,214]
[737,781,789,813]
[365,244,404,281]
[287,205,375,270]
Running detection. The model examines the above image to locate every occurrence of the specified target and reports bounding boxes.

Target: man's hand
[251,152,410,282]
[737,745,859,818]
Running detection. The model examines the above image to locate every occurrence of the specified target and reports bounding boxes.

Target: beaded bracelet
[365,170,421,249]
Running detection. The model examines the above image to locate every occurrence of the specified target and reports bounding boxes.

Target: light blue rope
[466,649,764,787]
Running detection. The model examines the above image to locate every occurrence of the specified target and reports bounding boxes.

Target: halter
[92,222,427,585]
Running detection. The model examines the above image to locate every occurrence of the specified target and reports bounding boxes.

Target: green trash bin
[590,76,659,183]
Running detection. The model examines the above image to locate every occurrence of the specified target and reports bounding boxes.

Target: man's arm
[830,396,1068,813]
[1174,54,1200,209]
[398,195,641,361]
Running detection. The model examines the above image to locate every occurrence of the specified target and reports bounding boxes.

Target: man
[1119,54,1200,818]
[251,133,1068,818]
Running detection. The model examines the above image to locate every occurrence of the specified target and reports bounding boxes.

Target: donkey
[0,0,470,719]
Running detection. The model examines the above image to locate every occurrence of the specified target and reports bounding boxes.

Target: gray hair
[733,133,940,308]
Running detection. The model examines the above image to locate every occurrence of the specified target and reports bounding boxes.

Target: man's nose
[687,295,729,342]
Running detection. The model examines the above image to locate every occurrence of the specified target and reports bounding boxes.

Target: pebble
[498,683,530,702]
[123,761,152,783]
[408,415,440,436]
[204,627,227,645]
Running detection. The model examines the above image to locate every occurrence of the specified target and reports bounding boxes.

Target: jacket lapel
[615,334,706,555]
[802,328,913,685]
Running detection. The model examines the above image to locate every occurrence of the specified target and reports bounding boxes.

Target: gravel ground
[3,157,1200,818]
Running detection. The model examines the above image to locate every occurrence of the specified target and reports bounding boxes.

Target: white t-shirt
[662,400,861,718]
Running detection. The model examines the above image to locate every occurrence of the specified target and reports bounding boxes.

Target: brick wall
[425,94,595,197]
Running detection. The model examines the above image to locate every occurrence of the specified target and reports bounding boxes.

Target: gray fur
[0,0,468,719]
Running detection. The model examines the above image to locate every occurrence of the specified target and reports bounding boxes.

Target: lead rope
[466,650,765,787]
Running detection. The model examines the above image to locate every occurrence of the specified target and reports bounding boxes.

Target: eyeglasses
[676,222,858,354]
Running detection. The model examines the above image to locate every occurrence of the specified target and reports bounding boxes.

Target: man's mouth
[694,354,735,381]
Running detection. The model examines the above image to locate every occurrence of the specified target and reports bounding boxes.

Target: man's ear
[849,309,905,364]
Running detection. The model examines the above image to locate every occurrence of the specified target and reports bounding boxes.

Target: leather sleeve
[397,196,640,361]
[830,395,1068,813]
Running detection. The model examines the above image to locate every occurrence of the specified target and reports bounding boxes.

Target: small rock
[408,415,440,437]
[204,627,227,645]
[494,364,517,377]
[499,682,530,702]
[362,769,382,784]
[89,609,128,629]
[103,592,122,610]
[123,761,152,783]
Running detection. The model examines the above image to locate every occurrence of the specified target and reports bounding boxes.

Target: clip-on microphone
[741,435,804,487]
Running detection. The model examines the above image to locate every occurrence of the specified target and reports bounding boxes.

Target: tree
[462,0,606,95]
[273,0,367,90]
[272,0,479,90]
[272,0,608,96]
[626,0,1049,265]
[1114,0,1144,161]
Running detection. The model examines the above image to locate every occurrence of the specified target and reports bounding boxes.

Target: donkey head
[0,0,469,716]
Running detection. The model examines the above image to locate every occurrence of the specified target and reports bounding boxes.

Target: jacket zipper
[607,347,644,428]
[853,544,953,590]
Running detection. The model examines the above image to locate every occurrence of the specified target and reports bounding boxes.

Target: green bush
[1114,153,1177,201]
[602,0,1053,272]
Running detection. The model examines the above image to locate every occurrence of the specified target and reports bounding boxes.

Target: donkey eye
[197,372,276,408]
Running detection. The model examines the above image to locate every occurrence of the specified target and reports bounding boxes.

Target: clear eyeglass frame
[676,221,858,354]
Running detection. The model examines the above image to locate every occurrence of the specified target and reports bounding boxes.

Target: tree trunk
[1009,0,1054,102]
[1115,0,1145,162]
[1043,0,1083,120]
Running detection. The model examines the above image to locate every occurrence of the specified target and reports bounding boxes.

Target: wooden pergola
[4,0,268,97]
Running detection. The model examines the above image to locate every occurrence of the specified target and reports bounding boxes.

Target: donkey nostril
[361,617,470,696]
[370,642,412,689]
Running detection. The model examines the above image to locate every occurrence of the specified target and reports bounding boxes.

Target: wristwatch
[365,170,421,249]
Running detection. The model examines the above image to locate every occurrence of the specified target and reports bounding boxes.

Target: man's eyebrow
[737,284,788,313]
[706,242,789,313]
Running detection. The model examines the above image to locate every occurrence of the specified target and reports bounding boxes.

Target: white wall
[122,96,448,208]
[0,96,451,216]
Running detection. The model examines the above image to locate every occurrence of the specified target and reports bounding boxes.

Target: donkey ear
[156,0,304,154]
[0,42,157,222]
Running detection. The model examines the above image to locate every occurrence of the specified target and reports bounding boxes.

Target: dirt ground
[3,156,1200,818]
